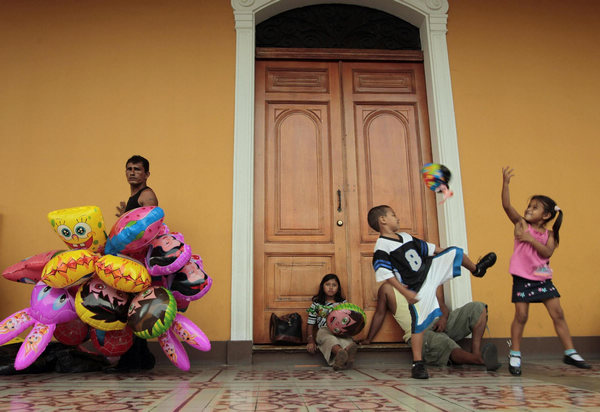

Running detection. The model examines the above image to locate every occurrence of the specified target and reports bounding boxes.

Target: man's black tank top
[125,186,152,212]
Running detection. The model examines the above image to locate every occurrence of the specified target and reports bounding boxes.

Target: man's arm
[138,188,159,207]
[432,285,449,332]
[115,201,126,217]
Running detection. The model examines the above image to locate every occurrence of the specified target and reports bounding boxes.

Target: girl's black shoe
[564,354,591,369]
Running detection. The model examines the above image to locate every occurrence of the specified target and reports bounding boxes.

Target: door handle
[337,189,342,212]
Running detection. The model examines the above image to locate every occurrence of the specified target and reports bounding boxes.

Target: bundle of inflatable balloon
[0,205,212,371]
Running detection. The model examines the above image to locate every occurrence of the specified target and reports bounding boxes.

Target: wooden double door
[253,58,439,343]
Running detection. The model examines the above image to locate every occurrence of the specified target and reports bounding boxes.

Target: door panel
[254,59,437,344]
[254,61,346,343]
[343,62,438,342]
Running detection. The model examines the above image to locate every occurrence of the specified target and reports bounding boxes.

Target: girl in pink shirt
[502,167,590,376]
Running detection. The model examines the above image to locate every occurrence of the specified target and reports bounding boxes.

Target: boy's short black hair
[126,155,150,173]
[367,205,391,232]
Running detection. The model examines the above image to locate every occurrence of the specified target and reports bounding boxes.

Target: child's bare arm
[385,277,418,304]
[306,323,318,353]
[515,221,556,258]
[502,167,522,224]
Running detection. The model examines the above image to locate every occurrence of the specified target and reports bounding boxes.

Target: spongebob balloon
[48,206,107,253]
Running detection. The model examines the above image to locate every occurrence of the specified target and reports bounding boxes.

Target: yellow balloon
[75,277,130,331]
[95,254,151,293]
[48,206,107,253]
[41,250,96,288]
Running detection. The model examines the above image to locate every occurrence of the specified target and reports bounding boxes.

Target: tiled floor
[0,358,598,411]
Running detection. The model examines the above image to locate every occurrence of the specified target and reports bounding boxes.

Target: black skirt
[511,275,560,303]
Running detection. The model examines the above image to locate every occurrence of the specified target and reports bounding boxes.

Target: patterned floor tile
[0,359,598,411]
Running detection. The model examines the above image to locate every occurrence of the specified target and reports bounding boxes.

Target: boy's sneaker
[564,353,591,369]
[473,252,497,278]
[411,361,429,379]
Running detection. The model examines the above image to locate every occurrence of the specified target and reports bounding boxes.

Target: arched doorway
[253,4,437,343]
[230,0,471,345]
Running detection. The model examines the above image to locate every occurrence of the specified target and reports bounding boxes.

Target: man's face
[125,162,149,186]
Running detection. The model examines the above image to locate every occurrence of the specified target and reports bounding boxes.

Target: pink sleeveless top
[509,225,553,281]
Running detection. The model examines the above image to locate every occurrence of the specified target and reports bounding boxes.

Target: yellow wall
[0,0,235,340]
[1,0,598,344]
[448,0,600,337]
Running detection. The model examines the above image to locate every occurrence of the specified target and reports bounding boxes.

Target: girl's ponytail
[552,207,563,246]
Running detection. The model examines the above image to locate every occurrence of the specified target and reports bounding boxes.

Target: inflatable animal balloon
[421,163,454,203]
[48,206,107,253]
[158,313,211,371]
[2,250,63,284]
[326,303,366,337]
[0,282,78,370]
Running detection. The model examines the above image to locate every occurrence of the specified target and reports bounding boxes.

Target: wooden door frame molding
[230,0,472,342]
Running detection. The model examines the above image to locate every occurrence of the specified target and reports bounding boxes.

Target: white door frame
[230,0,471,342]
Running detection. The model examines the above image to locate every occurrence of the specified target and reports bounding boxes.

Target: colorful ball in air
[48,206,107,253]
[421,163,453,203]
[326,303,366,337]
[127,286,177,339]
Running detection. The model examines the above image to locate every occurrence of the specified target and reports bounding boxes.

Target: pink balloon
[172,313,211,352]
[158,328,190,371]
[15,323,55,370]
[2,250,63,284]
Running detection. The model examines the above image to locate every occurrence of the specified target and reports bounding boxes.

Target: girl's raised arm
[502,167,522,224]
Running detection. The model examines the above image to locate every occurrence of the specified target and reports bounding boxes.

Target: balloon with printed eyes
[145,232,191,276]
[0,281,79,370]
[168,255,212,302]
[326,303,366,337]
[157,313,211,371]
[421,163,454,203]
[75,277,132,331]
[48,206,107,253]
[127,286,177,339]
